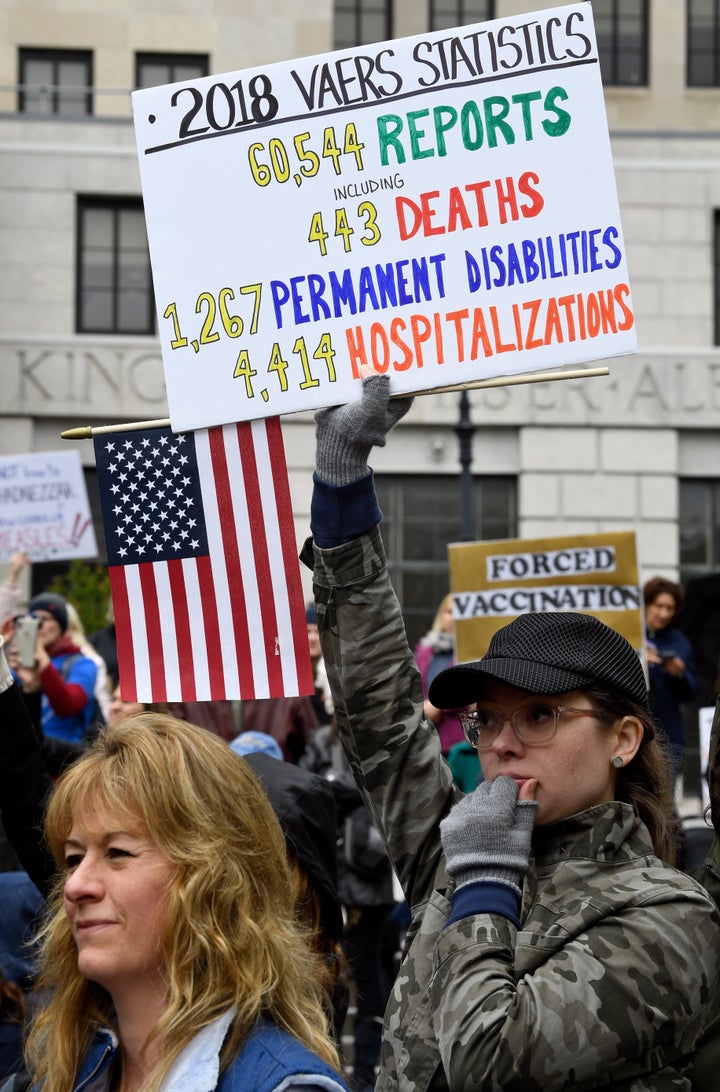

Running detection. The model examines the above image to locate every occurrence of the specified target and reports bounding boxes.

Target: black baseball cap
[428,611,649,712]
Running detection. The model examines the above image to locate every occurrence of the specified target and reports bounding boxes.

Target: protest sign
[448,529,642,662]
[0,450,98,563]
[699,706,714,810]
[132,3,636,431]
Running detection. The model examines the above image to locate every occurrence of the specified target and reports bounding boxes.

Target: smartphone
[15,615,40,668]
[660,649,677,660]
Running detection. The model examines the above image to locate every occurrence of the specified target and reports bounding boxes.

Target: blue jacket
[19,1020,348,1092]
[40,650,97,743]
[647,625,698,747]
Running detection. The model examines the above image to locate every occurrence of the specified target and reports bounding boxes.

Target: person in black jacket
[299,712,399,1092]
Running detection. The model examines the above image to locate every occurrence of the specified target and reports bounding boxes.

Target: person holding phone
[644,576,698,789]
[8,592,97,745]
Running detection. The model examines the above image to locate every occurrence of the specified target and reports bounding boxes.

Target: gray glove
[440,776,537,895]
[315,375,414,486]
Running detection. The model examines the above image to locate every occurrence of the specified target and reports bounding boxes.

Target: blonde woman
[13,714,348,1092]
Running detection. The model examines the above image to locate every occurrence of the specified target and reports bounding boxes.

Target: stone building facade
[2,0,719,630]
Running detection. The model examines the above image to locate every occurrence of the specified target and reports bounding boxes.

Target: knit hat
[305,603,318,625]
[28,592,69,633]
[428,611,649,712]
[229,731,283,761]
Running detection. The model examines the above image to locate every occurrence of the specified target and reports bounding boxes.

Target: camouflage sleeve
[309,526,462,910]
[430,885,720,1089]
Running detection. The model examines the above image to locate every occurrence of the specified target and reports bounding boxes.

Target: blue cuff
[445,881,521,929]
[310,472,382,548]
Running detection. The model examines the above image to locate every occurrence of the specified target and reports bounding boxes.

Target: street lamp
[455,389,476,542]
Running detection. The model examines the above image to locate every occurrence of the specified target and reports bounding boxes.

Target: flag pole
[60,366,609,439]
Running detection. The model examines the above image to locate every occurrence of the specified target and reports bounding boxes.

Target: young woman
[303,371,720,1092]
[414,593,466,755]
[643,575,698,785]
[5,714,348,1092]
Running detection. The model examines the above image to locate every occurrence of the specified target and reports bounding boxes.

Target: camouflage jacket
[308,525,720,1092]
[692,697,720,1089]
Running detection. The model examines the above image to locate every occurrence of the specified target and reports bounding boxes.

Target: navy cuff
[310,472,382,548]
[445,881,521,929]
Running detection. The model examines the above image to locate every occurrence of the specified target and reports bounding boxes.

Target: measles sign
[0,450,98,563]
[132,3,636,431]
[448,530,642,662]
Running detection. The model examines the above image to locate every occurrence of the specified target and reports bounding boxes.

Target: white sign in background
[132,3,637,431]
[0,450,98,563]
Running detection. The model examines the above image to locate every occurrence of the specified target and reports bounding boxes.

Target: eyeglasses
[460,703,599,749]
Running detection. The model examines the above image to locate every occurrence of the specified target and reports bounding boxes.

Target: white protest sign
[0,451,98,562]
[699,706,714,810]
[132,3,636,431]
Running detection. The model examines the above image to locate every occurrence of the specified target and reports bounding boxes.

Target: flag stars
[99,428,206,565]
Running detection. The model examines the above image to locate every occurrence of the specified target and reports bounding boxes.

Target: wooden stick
[61,417,172,439]
[60,366,609,438]
[410,366,609,398]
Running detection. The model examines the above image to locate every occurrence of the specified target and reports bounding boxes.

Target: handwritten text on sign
[132,4,636,430]
[0,450,98,563]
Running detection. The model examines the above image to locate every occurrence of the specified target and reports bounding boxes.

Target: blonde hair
[429,593,454,635]
[25,713,342,1092]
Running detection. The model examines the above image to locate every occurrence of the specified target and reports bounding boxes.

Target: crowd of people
[1,375,720,1090]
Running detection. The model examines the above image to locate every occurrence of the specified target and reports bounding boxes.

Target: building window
[76,199,154,335]
[678,477,720,716]
[18,48,93,115]
[688,0,720,86]
[715,212,720,345]
[680,479,720,583]
[429,1,494,31]
[375,474,517,648]
[135,53,209,90]
[334,0,393,49]
[592,0,648,87]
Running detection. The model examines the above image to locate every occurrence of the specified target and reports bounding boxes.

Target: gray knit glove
[315,375,414,486]
[440,776,537,896]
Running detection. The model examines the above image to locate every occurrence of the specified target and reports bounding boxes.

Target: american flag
[94,419,314,703]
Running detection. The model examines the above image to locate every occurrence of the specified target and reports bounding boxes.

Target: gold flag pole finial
[61,418,172,440]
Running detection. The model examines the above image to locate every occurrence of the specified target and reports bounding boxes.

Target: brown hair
[643,576,684,613]
[0,970,26,1025]
[586,685,676,863]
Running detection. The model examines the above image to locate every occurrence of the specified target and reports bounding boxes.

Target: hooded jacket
[244,752,343,942]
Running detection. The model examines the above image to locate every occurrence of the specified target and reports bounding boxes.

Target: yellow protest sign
[448,530,642,662]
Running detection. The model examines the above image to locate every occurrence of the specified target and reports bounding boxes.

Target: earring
[611,755,624,769]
